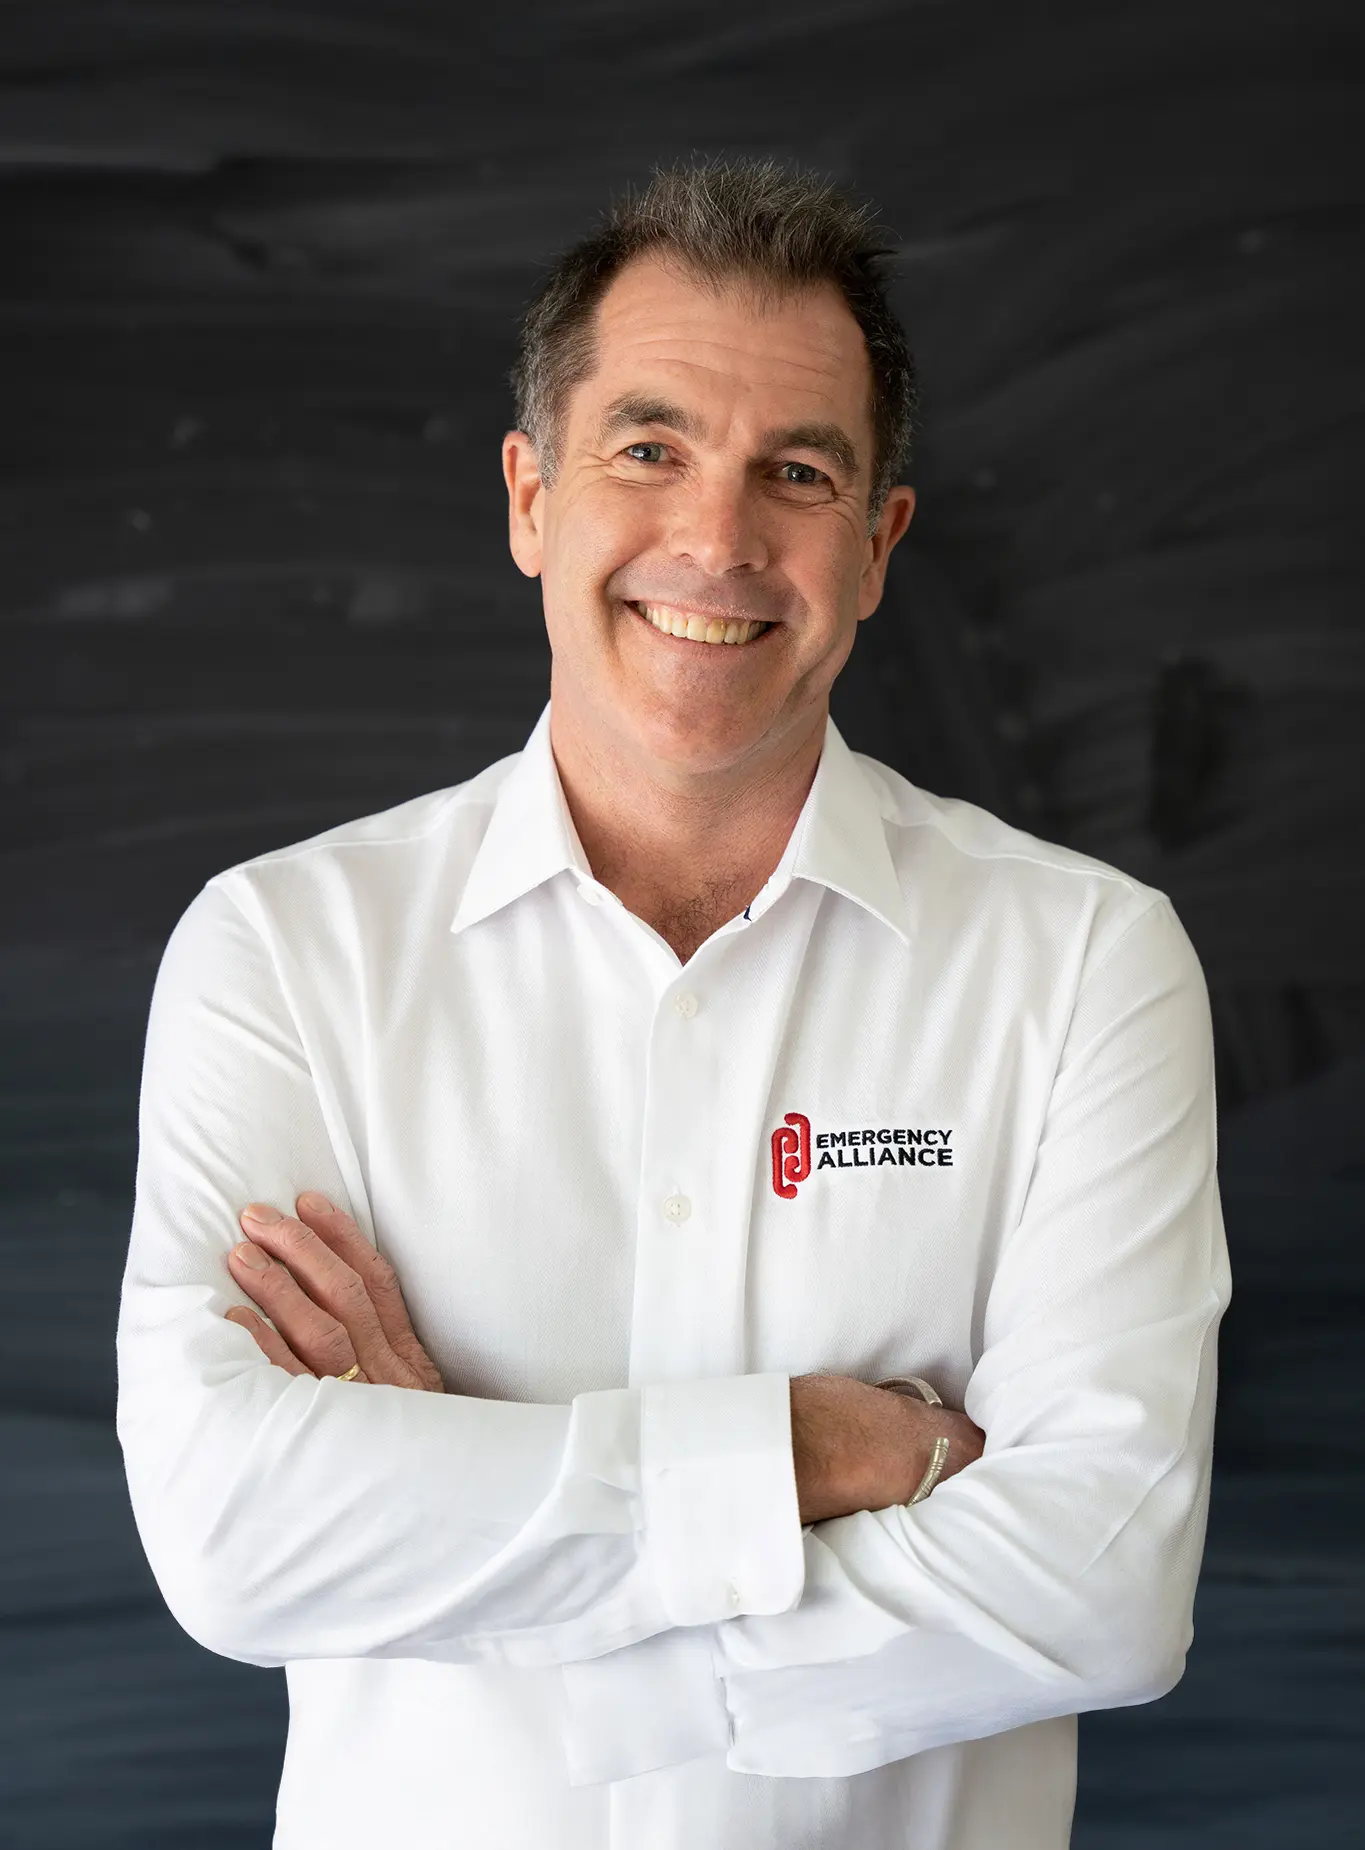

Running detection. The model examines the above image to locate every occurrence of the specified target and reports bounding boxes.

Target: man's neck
[548,694,826,964]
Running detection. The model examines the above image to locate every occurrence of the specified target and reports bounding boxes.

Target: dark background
[3,3,1362,1844]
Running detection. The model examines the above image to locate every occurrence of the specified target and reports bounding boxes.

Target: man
[116,157,1231,1849]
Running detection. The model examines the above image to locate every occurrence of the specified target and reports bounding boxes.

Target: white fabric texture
[115,703,1230,1849]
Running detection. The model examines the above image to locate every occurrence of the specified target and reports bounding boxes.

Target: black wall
[3,4,1362,1843]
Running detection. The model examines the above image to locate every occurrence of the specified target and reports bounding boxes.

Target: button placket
[660,991,697,1223]
[628,971,719,1380]
[627,883,822,1386]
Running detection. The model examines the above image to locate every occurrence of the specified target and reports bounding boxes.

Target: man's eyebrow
[758,422,860,480]
[594,395,706,445]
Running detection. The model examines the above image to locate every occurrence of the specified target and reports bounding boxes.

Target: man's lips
[624,599,775,647]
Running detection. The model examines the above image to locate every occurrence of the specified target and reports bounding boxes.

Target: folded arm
[566,896,1232,1780]
[115,878,806,1672]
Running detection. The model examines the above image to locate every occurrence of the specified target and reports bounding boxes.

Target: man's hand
[790,1372,984,1523]
[223,1192,445,1392]
[221,1199,976,1506]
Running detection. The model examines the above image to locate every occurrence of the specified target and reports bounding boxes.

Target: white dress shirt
[116,703,1230,1850]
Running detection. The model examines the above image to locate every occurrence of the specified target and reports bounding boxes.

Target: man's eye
[624,442,667,463]
[778,462,825,486]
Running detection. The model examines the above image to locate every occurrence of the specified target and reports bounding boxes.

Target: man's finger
[292,1193,444,1392]
[229,1216,409,1384]
[224,1305,318,1378]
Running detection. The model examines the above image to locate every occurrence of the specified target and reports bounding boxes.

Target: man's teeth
[636,603,767,645]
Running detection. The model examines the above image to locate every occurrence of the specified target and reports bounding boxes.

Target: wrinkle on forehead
[608,333,852,391]
[586,257,872,430]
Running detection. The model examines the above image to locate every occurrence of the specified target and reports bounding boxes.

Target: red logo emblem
[771,1112,812,1199]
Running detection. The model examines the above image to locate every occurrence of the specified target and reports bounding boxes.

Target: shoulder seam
[1083,889,1172,976]
[198,872,314,1057]
[885,806,1148,900]
[215,783,498,876]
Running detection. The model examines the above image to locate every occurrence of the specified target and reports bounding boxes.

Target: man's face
[504,252,914,779]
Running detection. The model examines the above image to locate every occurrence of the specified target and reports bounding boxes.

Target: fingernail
[242,1203,280,1225]
[232,1241,271,1270]
[298,1191,333,1214]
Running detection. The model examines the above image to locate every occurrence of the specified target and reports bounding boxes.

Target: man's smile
[624,599,775,647]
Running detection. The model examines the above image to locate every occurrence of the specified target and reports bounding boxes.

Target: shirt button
[663,1194,691,1223]
[726,1582,742,1610]
[673,992,699,1018]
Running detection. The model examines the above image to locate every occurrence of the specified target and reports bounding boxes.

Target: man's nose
[665,472,769,576]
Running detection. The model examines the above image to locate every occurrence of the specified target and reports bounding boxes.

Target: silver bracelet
[874,1374,943,1406]
[875,1376,949,1504]
[908,1436,951,1504]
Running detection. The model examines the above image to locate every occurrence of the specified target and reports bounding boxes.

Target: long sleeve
[564,894,1231,1780]
[115,879,805,1673]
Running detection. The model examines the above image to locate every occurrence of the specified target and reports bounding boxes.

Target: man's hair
[510,155,918,531]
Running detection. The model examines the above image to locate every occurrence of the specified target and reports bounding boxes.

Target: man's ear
[502,431,544,578]
[857,484,916,621]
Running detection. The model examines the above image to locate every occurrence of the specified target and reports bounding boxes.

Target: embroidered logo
[770,1115,954,1197]
[771,1112,812,1199]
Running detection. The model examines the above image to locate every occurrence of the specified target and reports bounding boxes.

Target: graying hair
[511,156,918,532]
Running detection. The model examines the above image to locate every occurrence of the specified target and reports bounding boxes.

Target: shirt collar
[450,702,910,944]
[783,714,911,943]
[449,705,590,936]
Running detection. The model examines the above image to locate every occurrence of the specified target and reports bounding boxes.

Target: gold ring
[334,1362,362,1382]
[908,1435,950,1504]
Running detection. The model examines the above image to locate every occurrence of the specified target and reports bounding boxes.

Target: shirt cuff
[639,1372,805,1627]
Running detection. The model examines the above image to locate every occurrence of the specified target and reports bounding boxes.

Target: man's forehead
[576,255,873,433]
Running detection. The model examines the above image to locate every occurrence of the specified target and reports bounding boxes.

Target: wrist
[880,1393,946,1505]
[874,1376,979,1504]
